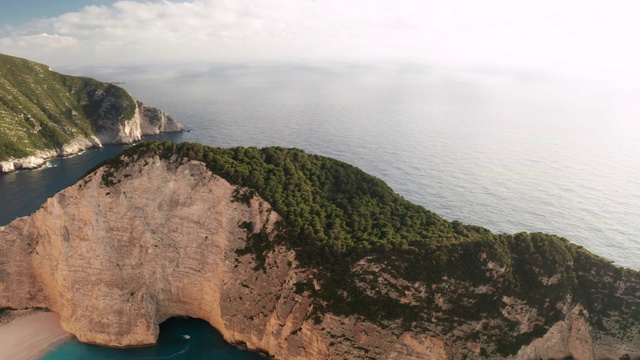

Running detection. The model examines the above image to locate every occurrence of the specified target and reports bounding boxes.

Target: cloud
[0,33,78,49]
[0,0,639,84]
[0,0,417,67]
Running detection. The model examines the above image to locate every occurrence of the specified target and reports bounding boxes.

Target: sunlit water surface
[66,62,640,269]
[1,62,639,358]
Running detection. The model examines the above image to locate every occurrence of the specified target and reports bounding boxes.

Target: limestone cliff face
[0,136,104,172]
[509,302,593,359]
[89,93,183,145]
[0,98,182,173]
[0,156,395,358]
[0,52,183,172]
[138,101,183,135]
[0,156,448,358]
[0,155,638,359]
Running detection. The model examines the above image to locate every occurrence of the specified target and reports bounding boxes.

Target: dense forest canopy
[94,141,640,356]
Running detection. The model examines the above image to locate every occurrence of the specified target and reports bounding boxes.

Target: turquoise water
[42,317,264,360]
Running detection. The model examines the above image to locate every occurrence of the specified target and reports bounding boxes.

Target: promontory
[1,141,639,359]
[0,53,182,172]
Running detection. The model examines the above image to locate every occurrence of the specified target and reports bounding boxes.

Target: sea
[41,317,263,360]
[1,62,639,359]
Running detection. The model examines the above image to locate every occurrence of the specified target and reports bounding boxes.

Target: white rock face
[138,102,183,135]
[0,93,182,173]
[0,150,55,172]
[92,97,182,145]
[0,136,102,172]
[512,303,594,360]
[58,136,103,157]
[0,156,450,359]
[0,162,12,172]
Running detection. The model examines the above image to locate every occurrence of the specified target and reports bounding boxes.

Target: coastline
[0,135,102,174]
[0,130,185,174]
[0,145,98,174]
[0,310,71,360]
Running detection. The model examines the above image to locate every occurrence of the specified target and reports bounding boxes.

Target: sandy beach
[0,310,71,360]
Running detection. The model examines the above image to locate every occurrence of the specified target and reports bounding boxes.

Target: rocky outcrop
[0,53,183,173]
[0,136,102,172]
[88,92,182,145]
[0,156,422,358]
[138,102,183,135]
[512,303,594,359]
[0,100,182,173]
[0,155,449,358]
[0,153,639,359]
[0,154,48,172]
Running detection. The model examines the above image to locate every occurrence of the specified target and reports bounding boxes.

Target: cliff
[0,53,182,173]
[1,142,639,359]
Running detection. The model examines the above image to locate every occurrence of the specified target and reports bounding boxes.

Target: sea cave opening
[155,317,266,359]
[41,316,265,359]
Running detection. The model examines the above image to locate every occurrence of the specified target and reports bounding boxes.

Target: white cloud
[0,33,79,49]
[0,0,639,84]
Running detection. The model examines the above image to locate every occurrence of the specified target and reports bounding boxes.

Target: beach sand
[0,310,71,360]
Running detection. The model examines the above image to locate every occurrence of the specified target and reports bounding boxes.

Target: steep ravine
[1,148,639,359]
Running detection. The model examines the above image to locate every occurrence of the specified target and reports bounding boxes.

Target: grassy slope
[0,53,135,161]
[95,141,640,355]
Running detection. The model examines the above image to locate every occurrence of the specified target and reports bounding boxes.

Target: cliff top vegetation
[0,53,135,160]
[94,140,640,356]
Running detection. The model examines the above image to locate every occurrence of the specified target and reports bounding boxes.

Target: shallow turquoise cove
[42,317,265,360]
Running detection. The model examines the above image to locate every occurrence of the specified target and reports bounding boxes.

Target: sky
[0,0,116,26]
[1,0,640,84]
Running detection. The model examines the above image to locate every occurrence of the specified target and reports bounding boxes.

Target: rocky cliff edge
[0,53,183,173]
[0,99,182,173]
[1,150,639,359]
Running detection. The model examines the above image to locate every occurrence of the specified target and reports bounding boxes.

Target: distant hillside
[0,53,182,172]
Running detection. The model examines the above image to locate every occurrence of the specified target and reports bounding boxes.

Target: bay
[42,317,264,360]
